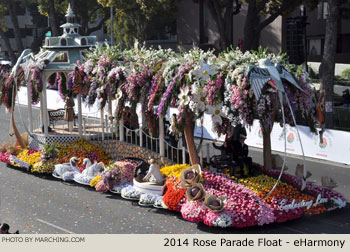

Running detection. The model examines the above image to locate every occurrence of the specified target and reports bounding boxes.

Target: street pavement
[0,105,349,234]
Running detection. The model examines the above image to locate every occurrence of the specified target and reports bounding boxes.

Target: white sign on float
[244,120,350,165]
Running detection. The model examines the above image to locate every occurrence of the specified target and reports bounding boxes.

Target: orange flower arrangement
[165,175,182,190]
[239,175,326,215]
[163,175,186,211]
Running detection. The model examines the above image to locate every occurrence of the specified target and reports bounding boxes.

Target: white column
[182,147,186,165]
[100,107,104,125]
[119,116,124,142]
[159,116,165,157]
[139,107,145,147]
[27,81,33,132]
[78,94,82,137]
[108,95,113,133]
[139,127,143,147]
[39,93,44,130]
[42,74,48,137]
[102,120,105,141]
[83,118,86,135]
[105,115,109,133]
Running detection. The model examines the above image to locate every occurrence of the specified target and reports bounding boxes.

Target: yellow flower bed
[237,174,281,194]
[17,150,42,167]
[31,160,56,174]
[160,164,190,178]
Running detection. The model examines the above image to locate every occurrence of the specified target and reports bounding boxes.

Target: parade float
[0,5,347,230]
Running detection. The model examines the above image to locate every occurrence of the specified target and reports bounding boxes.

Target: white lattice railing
[31,112,212,167]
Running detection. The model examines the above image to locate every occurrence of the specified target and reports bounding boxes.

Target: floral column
[77,93,82,137]
[119,116,124,142]
[42,72,49,136]
[25,71,33,133]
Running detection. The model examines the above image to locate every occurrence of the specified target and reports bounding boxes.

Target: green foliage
[251,46,289,64]
[341,68,350,80]
[28,0,107,35]
[0,2,7,30]
[31,0,67,17]
[251,46,270,58]
[42,143,59,162]
[99,0,177,48]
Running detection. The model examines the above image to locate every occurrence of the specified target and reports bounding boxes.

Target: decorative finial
[66,3,75,18]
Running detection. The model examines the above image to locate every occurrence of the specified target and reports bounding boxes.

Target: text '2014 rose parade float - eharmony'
[0,5,346,230]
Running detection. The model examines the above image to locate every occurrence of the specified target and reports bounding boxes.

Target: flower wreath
[57,72,68,100]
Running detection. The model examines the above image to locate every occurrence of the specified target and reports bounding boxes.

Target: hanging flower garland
[67,43,317,143]
[57,72,68,100]
[0,73,15,109]
[25,59,47,105]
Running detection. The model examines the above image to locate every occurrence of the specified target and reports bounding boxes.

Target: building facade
[176,0,283,54]
[176,0,350,68]
[0,6,37,59]
[0,3,107,61]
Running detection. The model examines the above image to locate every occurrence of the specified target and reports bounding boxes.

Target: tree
[26,3,50,52]
[34,0,62,36]
[195,0,242,51]
[0,29,16,63]
[319,0,350,129]
[242,0,306,51]
[0,2,16,63]
[2,0,25,52]
[98,0,177,47]
[0,1,24,63]
[98,0,145,47]
[30,0,110,42]
[69,0,109,36]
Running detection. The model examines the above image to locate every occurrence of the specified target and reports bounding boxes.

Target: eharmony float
[0,5,346,229]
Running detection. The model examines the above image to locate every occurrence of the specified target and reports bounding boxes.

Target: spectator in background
[0,223,19,234]
[212,125,235,158]
[232,133,252,177]
[168,114,178,148]
[343,89,350,109]
[165,114,179,161]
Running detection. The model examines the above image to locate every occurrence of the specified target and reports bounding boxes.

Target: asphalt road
[0,105,349,234]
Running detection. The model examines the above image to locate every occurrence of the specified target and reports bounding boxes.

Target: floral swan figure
[74,158,105,185]
[53,157,79,181]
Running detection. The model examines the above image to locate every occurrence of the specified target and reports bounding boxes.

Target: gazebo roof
[39,4,96,72]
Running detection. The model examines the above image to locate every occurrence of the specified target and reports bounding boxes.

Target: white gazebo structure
[17,5,101,148]
[13,5,167,158]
